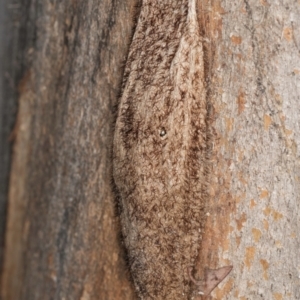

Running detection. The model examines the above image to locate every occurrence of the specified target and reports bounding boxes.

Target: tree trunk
[195,0,300,299]
[1,0,137,299]
[2,0,300,300]
[0,0,20,282]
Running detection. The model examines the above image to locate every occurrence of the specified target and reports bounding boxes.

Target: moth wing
[202,265,233,296]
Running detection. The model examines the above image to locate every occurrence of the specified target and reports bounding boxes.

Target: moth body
[113,0,207,298]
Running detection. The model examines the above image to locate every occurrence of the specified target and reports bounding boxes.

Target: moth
[113,0,231,298]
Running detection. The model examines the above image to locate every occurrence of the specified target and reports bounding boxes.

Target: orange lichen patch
[235,213,247,230]
[264,207,283,221]
[285,128,293,136]
[293,69,300,74]
[231,35,242,45]
[263,206,272,216]
[264,114,272,130]
[272,210,283,221]
[263,219,269,230]
[260,189,269,199]
[236,235,241,247]
[226,117,234,132]
[249,199,257,208]
[239,297,247,300]
[275,240,282,248]
[260,259,269,280]
[237,91,246,114]
[283,27,293,42]
[273,293,283,300]
[252,228,262,242]
[290,232,296,238]
[245,247,256,268]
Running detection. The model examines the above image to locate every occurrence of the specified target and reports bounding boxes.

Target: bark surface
[195,0,300,299]
[0,0,21,280]
[2,0,300,300]
[1,0,138,299]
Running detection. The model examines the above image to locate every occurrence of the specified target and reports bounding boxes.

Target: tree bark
[2,0,300,300]
[195,0,300,299]
[0,0,21,282]
[1,0,138,299]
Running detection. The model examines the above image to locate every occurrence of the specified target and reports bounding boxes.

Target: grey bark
[195,0,300,299]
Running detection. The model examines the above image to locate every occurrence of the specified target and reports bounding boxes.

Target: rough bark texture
[195,0,300,299]
[0,0,20,281]
[2,0,300,300]
[1,0,138,299]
